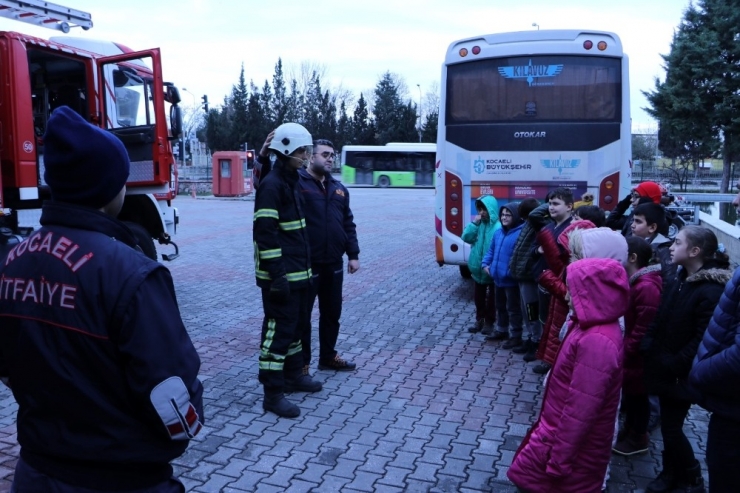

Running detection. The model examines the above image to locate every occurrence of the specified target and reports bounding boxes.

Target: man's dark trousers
[301,262,343,366]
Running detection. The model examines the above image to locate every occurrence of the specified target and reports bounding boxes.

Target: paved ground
[0,189,710,492]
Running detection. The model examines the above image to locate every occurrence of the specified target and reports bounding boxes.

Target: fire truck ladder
[0,0,92,33]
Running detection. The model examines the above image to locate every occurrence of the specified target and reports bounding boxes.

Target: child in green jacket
[462,195,501,334]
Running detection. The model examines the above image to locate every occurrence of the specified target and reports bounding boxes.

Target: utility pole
[417,84,422,143]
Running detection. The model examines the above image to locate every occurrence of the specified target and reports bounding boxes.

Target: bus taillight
[599,172,620,209]
[446,170,463,237]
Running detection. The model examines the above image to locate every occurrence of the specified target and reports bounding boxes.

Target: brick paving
[0,189,710,492]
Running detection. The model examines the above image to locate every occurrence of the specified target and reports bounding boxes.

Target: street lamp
[532,22,540,30]
[416,83,422,143]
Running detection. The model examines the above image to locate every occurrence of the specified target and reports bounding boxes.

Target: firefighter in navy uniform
[254,123,322,418]
[0,106,203,492]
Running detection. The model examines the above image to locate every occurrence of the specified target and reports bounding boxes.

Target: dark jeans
[259,286,310,390]
[707,413,740,493]
[658,395,696,471]
[301,262,344,365]
[518,281,542,342]
[473,281,496,325]
[622,393,650,435]
[494,285,523,337]
[11,457,185,493]
[537,284,550,326]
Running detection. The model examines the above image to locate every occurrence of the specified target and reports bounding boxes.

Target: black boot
[285,365,323,393]
[646,450,677,493]
[672,461,706,493]
[263,390,300,418]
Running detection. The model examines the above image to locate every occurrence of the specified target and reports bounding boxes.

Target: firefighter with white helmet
[253,123,322,418]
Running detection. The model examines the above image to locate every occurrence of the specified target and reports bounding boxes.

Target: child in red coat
[613,236,663,456]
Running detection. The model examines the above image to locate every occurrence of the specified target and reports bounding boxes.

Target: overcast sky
[1,0,689,131]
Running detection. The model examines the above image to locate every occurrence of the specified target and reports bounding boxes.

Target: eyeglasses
[314,151,336,159]
[500,212,513,217]
[631,191,642,199]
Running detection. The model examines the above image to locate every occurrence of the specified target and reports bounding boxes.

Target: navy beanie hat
[43,106,130,208]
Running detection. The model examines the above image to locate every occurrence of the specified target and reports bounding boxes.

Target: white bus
[341,143,436,187]
[434,30,632,273]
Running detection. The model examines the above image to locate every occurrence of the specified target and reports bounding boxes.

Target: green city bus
[340,143,436,187]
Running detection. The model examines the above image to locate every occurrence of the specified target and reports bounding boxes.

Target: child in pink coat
[508,258,628,493]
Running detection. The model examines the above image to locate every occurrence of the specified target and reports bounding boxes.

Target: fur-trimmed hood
[683,266,733,285]
[629,263,662,285]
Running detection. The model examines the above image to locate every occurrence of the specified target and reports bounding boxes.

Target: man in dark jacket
[298,139,360,372]
[0,106,203,492]
[254,123,323,419]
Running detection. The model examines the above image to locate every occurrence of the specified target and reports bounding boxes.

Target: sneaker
[502,336,523,350]
[523,342,538,362]
[485,331,509,342]
[532,362,551,374]
[480,323,494,336]
[511,339,530,354]
[613,431,649,456]
[318,355,357,372]
[468,319,484,333]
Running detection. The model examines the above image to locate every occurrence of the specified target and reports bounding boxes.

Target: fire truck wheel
[124,222,158,261]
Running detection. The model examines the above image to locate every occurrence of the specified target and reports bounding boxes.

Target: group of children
[462,182,733,493]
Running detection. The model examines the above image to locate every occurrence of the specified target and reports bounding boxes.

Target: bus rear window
[446,55,621,124]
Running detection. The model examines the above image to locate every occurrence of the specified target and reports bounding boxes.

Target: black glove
[614,194,632,214]
[269,275,290,303]
[527,204,551,232]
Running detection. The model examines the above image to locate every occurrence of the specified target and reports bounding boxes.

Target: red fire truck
[0,0,184,260]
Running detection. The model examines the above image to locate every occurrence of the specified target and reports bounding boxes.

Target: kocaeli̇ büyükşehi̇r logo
[473,156,485,174]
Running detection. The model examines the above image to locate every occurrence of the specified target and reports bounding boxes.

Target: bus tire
[459,265,472,279]
[124,221,158,261]
[378,175,391,188]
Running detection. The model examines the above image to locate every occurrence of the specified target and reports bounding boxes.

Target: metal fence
[632,160,737,192]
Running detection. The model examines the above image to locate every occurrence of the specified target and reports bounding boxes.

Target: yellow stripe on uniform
[254,209,279,220]
[278,219,306,231]
[287,341,302,356]
[285,269,312,282]
[259,248,282,260]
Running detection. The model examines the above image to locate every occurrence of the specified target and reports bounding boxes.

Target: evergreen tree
[272,58,289,125]
[303,71,323,137]
[336,100,350,151]
[351,93,374,145]
[421,109,439,143]
[372,72,406,144]
[229,64,249,150]
[644,0,740,192]
[245,80,269,150]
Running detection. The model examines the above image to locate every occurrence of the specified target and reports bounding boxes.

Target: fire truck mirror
[169,105,183,140]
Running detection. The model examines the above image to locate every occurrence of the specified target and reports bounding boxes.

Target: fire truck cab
[0,0,183,261]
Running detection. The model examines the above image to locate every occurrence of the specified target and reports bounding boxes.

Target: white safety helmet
[268,122,313,156]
